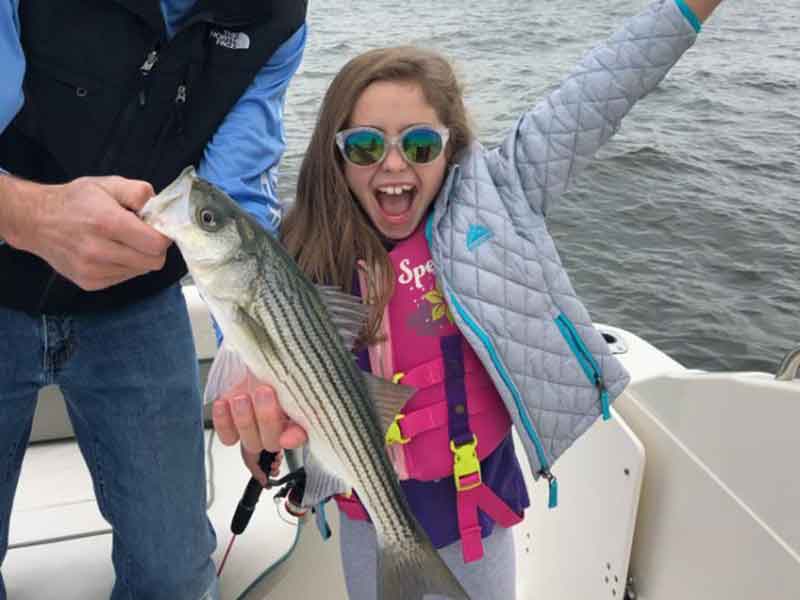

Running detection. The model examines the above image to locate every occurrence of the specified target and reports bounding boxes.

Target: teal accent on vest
[554,314,611,421]
[466,224,494,251]
[674,0,702,33]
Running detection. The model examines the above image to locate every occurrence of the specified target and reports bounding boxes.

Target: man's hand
[1,175,171,291]
[211,379,308,454]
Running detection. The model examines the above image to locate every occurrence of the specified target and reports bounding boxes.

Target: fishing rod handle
[258,449,279,475]
[230,450,279,535]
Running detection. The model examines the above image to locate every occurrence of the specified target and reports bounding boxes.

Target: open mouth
[375,184,417,221]
[139,171,195,236]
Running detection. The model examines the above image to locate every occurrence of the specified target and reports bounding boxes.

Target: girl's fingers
[212,399,240,446]
[279,423,309,449]
[251,385,285,453]
[212,378,306,455]
[229,394,263,453]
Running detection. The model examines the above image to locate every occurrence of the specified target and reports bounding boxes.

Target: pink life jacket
[334,223,522,563]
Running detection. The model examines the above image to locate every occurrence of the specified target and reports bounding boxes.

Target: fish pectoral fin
[364,373,416,436]
[316,285,370,350]
[236,305,281,363]
[203,342,250,405]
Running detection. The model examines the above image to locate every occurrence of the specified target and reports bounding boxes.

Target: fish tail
[377,530,470,600]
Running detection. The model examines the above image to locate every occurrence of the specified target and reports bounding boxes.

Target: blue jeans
[0,284,218,600]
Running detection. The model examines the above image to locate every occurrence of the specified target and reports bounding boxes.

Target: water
[277,0,799,373]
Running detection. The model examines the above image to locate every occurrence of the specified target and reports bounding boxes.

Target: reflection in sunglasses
[336,126,450,167]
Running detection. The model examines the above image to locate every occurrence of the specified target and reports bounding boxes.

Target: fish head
[140,166,254,273]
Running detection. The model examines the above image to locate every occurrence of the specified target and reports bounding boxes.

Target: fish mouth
[139,194,177,235]
[139,168,195,237]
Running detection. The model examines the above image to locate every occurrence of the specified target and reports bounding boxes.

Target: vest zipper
[141,49,159,72]
[424,214,558,506]
[440,281,558,507]
[96,43,161,174]
[144,82,188,180]
[137,48,160,107]
[174,84,187,134]
[554,314,611,420]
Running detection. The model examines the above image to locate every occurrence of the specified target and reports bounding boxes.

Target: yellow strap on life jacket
[385,414,411,445]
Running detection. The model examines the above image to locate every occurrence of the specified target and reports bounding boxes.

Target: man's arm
[198,23,307,234]
[0,0,26,246]
[0,0,24,133]
[0,174,170,290]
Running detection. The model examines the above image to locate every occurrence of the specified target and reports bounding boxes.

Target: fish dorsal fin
[363,373,416,434]
[203,342,250,405]
[317,285,370,350]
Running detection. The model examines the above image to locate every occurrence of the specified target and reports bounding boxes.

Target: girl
[212,0,723,597]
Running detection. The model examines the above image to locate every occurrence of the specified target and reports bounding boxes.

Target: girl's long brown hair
[281,46,474,346]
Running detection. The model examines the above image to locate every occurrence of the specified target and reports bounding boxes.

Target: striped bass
[140,167,469,600]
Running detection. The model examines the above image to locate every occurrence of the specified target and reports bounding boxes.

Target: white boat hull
[5,287,799,599]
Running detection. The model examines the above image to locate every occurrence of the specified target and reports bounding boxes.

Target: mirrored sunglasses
[335,125,450,167]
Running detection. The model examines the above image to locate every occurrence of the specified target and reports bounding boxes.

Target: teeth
[377,185,414,195]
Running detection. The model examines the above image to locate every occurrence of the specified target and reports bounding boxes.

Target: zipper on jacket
[144,111,176,179]
[141,49,159,73]
[96,43,162,174]
[174,83,187,134]
[144,82,188,179]
[555,314,611,420]
[137,47,160,107]
[436,287,558,505]
[425,213,558,506]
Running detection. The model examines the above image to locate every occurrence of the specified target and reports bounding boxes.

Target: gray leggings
[338,516,517,600]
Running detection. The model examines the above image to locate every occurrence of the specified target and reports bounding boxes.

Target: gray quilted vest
[429,0,698,502]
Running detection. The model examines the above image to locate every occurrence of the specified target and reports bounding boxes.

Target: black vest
[0,0,306,314]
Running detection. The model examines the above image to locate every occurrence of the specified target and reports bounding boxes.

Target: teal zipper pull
[541,470,558,509]
[597,375,611,421]
[555,314,612,421]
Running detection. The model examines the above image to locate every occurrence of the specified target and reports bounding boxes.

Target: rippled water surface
[277,0,799,372]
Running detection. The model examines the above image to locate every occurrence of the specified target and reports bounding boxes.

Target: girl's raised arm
[684,0,723,22]
[493,0,721,216]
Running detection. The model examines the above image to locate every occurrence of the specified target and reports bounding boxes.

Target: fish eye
[198,207,219,231]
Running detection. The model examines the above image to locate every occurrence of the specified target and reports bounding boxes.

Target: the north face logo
[209,29,250,50]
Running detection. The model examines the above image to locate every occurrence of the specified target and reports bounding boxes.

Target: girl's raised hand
[684,0,723,22]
